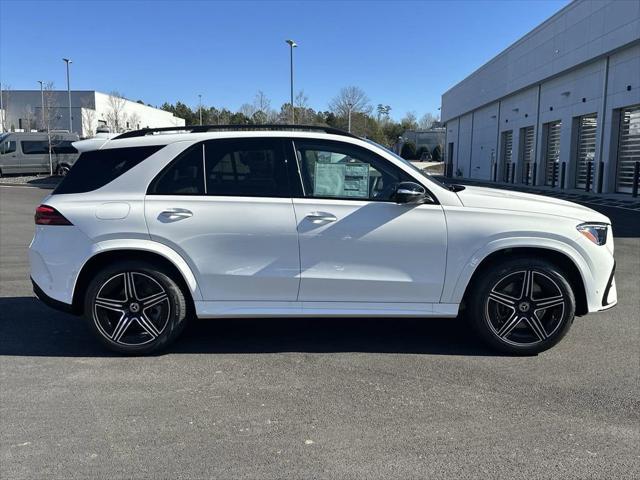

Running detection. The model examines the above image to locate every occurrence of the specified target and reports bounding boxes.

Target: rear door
[144,138,300,301]
[288,138,447,304]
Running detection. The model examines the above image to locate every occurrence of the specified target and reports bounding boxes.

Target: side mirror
[394,181,427,204]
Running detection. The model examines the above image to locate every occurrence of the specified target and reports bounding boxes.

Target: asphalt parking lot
[1,185,638,479]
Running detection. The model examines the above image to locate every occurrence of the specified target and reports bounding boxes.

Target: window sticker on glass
[314,162,369,198]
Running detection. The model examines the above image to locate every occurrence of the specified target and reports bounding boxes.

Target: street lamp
[37,80,45,130]
[285,39,297,124]
[347,102,353,133]
[198,94,203,125]
[63,58,72,133]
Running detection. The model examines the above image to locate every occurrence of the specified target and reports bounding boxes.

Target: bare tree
[329,86,370,117]
[239,103,256,120]
[253,91,271,113]
[295,90,312,124]
[128,112,141,131]
[419,112,436,129]
[106,91,128,133]
[0,83,10,132]
[81,100,96,137]
[401,111,418,130]
[23,105,35,132]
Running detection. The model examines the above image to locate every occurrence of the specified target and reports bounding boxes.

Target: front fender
[444,235,593,305]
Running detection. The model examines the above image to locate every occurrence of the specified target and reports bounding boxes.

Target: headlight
[577,223,608,245]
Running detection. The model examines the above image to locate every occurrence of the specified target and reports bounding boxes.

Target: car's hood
[455,186,610,223]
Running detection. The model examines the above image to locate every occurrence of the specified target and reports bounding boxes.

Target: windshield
[0,133,8,143]
[364,138,448,188]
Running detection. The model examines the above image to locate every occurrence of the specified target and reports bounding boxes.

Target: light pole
[37,80,45,130]
[63,58,72,133]
[285,39,297,124]
[198,94,203,125]
[0,82,4,132]
[347,102,353,133]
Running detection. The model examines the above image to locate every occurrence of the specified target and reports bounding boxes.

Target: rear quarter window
[53,145,164,195]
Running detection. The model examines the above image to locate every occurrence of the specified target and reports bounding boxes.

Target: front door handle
[306,211,337,223]
[159,208,193,220]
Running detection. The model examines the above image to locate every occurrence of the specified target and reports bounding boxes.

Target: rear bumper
[32,277,76,314]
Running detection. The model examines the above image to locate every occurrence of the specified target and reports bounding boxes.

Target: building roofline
[442,0,580,97]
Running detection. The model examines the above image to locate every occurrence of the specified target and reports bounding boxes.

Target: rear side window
[52,141,78,154]
[53,145,164,195]
[148,138,289,197]
[21,141,49,155]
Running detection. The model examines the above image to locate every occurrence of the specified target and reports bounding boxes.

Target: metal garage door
[575,114,598,189]
[616,105,640,193]
[544,120,562,186]
[501,130,513,182]
[520,126,535,184]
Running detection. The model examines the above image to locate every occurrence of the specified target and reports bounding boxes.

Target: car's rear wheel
[467,258,576,355]
[84,261,189,355]
[56,164,70,176]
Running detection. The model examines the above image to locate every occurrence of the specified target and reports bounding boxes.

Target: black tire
[56,164,70,177]
[84,260,189,355]
[466,257,576,355]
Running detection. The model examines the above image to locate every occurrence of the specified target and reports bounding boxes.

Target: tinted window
[293,139,409,201]
[148,138,289,197]
[0,140,16,155]
[52,141,78,154]
[149,144,205,195]
[21,140,49,155]
[53,145,164,195]
[205,138,289,197]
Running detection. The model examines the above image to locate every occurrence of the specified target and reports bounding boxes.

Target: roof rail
[113,124,358,140]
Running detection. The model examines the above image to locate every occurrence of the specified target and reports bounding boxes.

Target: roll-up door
[544,120,562,186]
[501,130,513,182]
[616,105,640,194]
[520,126,535,184]
[575,114,597,189]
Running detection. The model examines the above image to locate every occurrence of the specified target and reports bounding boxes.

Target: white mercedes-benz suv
[29,126,617,355]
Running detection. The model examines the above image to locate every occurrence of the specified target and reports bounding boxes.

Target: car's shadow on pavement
[0,297,501,357]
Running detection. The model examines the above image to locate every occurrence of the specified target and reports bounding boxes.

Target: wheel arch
[459,246,588,316]
[71,246,201,315]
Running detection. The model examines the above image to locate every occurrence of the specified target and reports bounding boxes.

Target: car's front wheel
[84,261,189,355]
[467,258,576,355]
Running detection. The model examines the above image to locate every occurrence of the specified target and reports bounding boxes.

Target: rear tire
[466,257,576,355]
[84,261,189,355]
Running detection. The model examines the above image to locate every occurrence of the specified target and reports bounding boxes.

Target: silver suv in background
[0,131,80,176]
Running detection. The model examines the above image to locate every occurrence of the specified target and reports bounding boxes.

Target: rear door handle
[305,211,337,223]
[159,208,193,220]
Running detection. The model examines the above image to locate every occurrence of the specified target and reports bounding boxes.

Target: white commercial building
[0,90,185,138]
[441,0,640,194]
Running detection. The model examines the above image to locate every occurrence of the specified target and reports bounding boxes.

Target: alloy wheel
[93,271,170,346]
[485,269,566,346]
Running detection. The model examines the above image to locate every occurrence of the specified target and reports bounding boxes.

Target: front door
[145,138,300,301]
[289,139,447,304]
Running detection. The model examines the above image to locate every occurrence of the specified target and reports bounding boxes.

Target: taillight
[35,205,73,225]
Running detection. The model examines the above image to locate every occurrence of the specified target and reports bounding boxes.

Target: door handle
[159,208,193,220]
[305,211,337,223]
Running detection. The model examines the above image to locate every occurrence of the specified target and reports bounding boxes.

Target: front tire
[467,258,576,355]
[84,261,189,355]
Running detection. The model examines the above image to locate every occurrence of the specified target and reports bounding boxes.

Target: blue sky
[0,0,569,119]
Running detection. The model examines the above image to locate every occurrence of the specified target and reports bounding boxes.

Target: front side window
[0,140,16,155]
[21,140,49,155]
[148,138,289,197]
[293,139,410,201]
